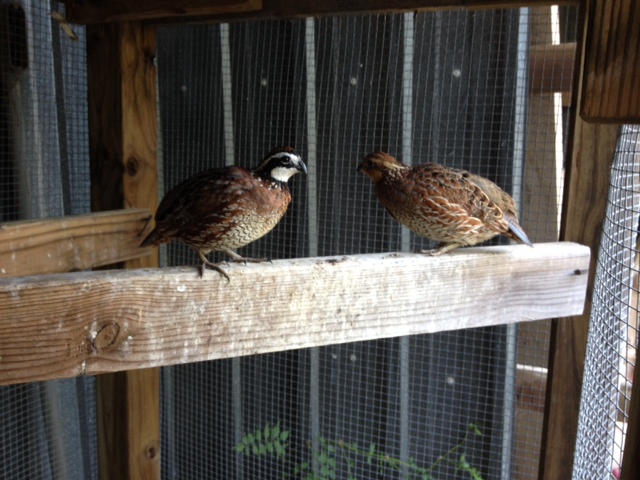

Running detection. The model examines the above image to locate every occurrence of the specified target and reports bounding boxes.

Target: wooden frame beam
[87,21,160,480]
[64,0,579,25]
[0,242,589,386]
[0,209,151,277]
[538,2,622,472]
[580,0,640,122]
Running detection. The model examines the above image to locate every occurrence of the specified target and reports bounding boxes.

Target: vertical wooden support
[540,1,627,477]
[539,119,619,480]
[87,22,160,480]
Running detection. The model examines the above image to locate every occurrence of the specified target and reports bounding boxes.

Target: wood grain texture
[0,242,589,386]
[0,209,152,277]
[529,42,576,95]
[87,21,160,480]
[540,119,620,479]
[65,0,579,25]
[581,0,640,122]
[66,0,262,24]
[518,10,567,478]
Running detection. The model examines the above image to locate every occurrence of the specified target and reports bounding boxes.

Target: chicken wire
[0,1,95,480]
[573,126,640,480]
[0,2,583,480]
[157,7,576,480]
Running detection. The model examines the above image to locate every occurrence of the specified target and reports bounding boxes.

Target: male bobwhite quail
[357,151,532,255]
[141,146,307,279]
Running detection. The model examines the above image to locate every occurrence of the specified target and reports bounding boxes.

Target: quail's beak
[297,158,308,174]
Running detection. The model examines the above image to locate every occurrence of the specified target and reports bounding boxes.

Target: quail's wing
[462,171,532,245]
[410,164,509,233]
[154,167,253,227]
[462,172,517,216]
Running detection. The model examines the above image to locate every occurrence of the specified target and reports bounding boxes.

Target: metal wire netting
[0,3,600,480]
[0,1,95,480]
[156,7,576,480]
[573,126,640,480]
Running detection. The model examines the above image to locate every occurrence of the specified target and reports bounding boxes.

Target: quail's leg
[418,242,460,256]
[222,249,268,264]
[197,251,230,281]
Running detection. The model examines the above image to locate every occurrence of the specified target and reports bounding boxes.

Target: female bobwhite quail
[141,146,307,279]
[357,151,532,255]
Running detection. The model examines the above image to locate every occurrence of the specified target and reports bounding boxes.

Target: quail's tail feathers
[140,229,159,247]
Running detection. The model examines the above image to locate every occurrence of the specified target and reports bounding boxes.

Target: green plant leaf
[366,443,376,464]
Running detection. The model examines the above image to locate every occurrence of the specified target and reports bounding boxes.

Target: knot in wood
[144,440,160,460]
[93,323,121,351]
[126,157,139,177]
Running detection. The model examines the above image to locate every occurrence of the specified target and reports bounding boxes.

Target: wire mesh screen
[0,1,95,479]
[573,126,640,480]
[0,2,581,480]
[156,7,577,480]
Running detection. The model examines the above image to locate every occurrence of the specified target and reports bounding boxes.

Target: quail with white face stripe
[141,146,307,280]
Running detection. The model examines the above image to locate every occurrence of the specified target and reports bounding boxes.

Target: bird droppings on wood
[323,257,348,265]
[0,243,589,385]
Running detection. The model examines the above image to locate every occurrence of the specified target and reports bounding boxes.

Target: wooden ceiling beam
[63,0,579,25]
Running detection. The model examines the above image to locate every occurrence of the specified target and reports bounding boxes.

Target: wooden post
[87,21,160,480]
[580,0,640,122]
[540,0,633,477]
[539,119,619,480]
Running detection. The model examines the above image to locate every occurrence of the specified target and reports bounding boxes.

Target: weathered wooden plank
[0,209,152,277]
[87,21,160,480]
[64,0,579,25]
[66,0,262,24]
[0,242,589,387]
[581,0,640,122]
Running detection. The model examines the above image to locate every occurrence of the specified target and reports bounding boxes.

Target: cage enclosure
[0,1,638,480]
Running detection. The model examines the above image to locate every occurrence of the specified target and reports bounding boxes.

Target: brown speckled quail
[141,146,307,280]
[357,151,532,255]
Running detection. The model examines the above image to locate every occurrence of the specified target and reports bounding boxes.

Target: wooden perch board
[0,209,153,277]
[0,242,589,386]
